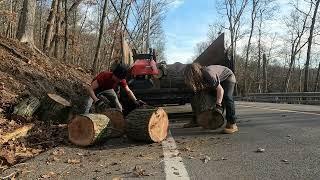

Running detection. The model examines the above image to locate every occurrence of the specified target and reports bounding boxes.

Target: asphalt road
[2,101,320,180]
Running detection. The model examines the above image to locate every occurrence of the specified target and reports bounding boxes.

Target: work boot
[183,121,199,128]
[223,123,238,134]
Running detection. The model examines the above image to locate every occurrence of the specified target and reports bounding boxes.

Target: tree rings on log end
[48,93,71,106]
[68,114,111,146]
[126,108,169,143]
[197,111,224,130]
[148,108,169,142]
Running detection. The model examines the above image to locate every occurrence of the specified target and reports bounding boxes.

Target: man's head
[112,64,128,80]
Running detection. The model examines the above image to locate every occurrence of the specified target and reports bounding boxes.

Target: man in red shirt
[85,65,140,113]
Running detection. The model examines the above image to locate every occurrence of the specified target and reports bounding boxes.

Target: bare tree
[244,0,260,94]
[219,0,248,73]
[63,0,68,62]
[16,0,36,44]
[304,0,320,92]
[43,0,58,54]
[92,0,109,74]
[315,61,320,91]
[54,0,62,58]
[283,1,312,92]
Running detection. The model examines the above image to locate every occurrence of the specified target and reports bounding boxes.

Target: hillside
[0,36,92,167]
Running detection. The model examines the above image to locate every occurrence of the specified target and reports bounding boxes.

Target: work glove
[215,103,224,114]
[94,99,105,108]
[134,99,146,107]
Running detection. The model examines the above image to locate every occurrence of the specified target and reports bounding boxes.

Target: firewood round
[126,108,169,143]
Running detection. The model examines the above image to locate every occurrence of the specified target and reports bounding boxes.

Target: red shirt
[93,71,127,93]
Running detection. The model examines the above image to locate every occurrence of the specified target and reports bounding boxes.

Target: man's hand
[215,103,223,114]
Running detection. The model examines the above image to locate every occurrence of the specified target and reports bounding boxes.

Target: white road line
[162,131,190,180]
[238,105,320,116]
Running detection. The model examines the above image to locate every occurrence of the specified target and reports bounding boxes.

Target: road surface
[2,101,320,179]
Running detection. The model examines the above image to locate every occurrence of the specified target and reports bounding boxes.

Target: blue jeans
[221,75,236,124]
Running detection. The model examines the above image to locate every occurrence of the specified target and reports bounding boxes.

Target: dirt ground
[0,36,93,170]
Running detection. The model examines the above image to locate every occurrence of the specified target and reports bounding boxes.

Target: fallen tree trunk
[38,93,72,124]
[126,108,169,143]
[0,124,34,145]
[13,96,40,118]
[68,114,116,146]
[191,91,224,129]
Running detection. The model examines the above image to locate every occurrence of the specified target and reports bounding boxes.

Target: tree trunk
[257,11,263,93]
[126,108,169,143]
[191,91,224,129]
[43,0,58,54]
[54,0,62,58]
[38,93,72,124]
[244,0,257,95]
[92,0,108,74]
[63,0,68,62]
[16,0,36,44]
[304,0,320,92]
[262,53,267,93]
[13,96,40,118]
[68,114,114,146]
[314,62,320,91]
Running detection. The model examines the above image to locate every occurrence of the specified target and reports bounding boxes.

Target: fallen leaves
[256,147,265,153]
[201,155,211,163]
[41,171,56,179]
[67,159,81,164]
[132,165,150,177]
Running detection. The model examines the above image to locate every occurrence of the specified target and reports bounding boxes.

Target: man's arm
[216,84,224,105]
[124,85,137,101]
[86,80,100,102]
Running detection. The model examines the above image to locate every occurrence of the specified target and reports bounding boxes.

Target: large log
[126,108,169,143]
[38,93,72,124]
[13,96,40,118]
[68,114,114,146]
[191,91,225,129]
[101,109,126,136]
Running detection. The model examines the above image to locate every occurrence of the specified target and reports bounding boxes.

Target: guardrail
[237,92,320,105]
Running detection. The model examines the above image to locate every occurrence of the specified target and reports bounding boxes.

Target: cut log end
[102,109,126,132]
[126,108,169,143]
[148,108,169,142]
[197,111,224,130]
[48,93,71,107]
[68,115,94,146]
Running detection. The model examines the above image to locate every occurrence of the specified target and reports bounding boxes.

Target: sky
[162,0,292,64]
[163,0,219,64]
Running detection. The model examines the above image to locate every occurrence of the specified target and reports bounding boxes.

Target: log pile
[191,91,225,129]
[68,107,169,146]
[9,93,170,147]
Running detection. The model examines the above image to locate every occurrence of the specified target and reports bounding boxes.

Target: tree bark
[92,0,108,74]
[314,62,320,91]
[63,0,68,62]
[13,96,40,118]
[244,0,258,94]
[38,93,72,124]
[262,53,268,93]
[43,0,58,54]
[126,108,169,143]
[304,0,320,92]
[191,91,224,129]
[54,0,62,58]
[68,114,113,146]
[16,0,36,44]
